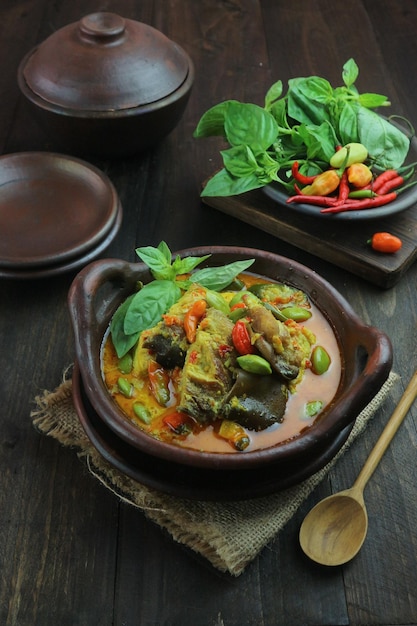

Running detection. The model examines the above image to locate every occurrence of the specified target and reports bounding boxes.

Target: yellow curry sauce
[101,274,341,453]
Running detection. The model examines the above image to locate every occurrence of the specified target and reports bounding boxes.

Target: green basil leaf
[298,122,337,161]
[357,108,410,169]
[193,101,238,138]
[201,168,264,197]
[157,241,172,263]
[342,58,358,88]
[358,93,390,108]
[224,102,278,153]
[171,254,211,274]
[338,102,359,145]
[265,80,283,110]
[110,294,141,358]
[221,145,259,177]
[135,244,175,280]
[287,78,331,125]
[124,280,181,335]
[188,259,255,291]
[269,98,289,127]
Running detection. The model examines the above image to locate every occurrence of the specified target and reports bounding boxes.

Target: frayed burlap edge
[31,369,399,576]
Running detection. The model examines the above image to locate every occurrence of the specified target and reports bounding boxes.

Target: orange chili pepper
[184,299,207,343]
[347,163,373,188]
[300,169,340,196]
[368,232,402,253]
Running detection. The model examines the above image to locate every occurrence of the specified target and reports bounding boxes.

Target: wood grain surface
[1,1,417,625]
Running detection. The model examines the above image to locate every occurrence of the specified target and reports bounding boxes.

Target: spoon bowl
[299,369,417,566]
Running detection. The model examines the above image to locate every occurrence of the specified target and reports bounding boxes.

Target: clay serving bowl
[17,12,194,158]
[68,247,392,476]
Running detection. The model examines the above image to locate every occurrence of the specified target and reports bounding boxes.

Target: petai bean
[304,400,324,418]
[237,354,272,375]
[133,403,152,424]
[117,377,134,397]
[311,346,331,375]
[280,306,312,322]
[118,353,133,374]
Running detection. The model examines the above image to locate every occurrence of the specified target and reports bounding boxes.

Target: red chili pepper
[336,170,349,204]
[287,194,339,207]
[291,161,317,184]
[368,232,402,253]
[372,170,399,193]
[320,192,397,214]
[374,175,405,195]
[232,319,255,355]
[163,411,192,434]
[184,299,207,343]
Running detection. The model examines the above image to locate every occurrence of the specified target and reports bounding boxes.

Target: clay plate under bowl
[68,247,393,475]
[0,152,121,269]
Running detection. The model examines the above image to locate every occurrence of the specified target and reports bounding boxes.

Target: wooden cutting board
[202,189,417,288]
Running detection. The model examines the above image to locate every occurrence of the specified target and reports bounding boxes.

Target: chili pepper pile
[287,142,416,214]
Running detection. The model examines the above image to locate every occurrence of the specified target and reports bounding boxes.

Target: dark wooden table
[2,1,417,624]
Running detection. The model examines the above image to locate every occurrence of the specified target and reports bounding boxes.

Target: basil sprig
[194,58,412,197]
[110,242,254,358]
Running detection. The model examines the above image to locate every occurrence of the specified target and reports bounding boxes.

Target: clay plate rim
[0,152,120,268]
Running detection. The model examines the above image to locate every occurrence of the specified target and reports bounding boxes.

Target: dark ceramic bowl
[68,247,392,475]
[17,12,194,158]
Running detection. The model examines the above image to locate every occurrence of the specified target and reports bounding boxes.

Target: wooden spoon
[299,370,417,566]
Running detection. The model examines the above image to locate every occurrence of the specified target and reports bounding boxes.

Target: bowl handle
[67,258,147,360]
[324,319,393,439]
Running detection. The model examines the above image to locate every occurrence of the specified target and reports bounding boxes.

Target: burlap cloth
[31,369,399,576]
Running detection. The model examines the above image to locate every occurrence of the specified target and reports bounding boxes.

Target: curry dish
[101,274,341,453]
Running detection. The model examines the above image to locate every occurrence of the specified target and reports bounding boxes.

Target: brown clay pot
[67,247,393,484]
[17,12,194,158]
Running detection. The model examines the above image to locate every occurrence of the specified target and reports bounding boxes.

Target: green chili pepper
[329,142,368,168]
[205,289,230,314]
[237,354,272,375]
[348,189,377,199]
[263,302,288,322]
[311,346,331,375]
[280,306,312,322]
[229,290,246,308]
[117,377,134,397]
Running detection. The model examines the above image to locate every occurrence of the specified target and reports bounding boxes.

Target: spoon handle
[353,369,417,493]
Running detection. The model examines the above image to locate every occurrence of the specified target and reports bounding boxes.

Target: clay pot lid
[20,12,190,111]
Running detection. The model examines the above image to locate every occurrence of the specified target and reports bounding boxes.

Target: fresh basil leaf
[124,280,181,335]
[265,80,283,110]
[287,78,331,125]
[110,294,141,358]
[189,259,255,291]
[358,93,390,108]
[171,254,211,274]
[298,122,337,161]
[342,58,358,88]
[357,108,410,169]
[193,101,238,138]
[201,168,264,197]
[221,145,259,177]
[157,241,172,263]
[338,102,359,145]
[135,244,175,280]
[224,102,279,154]
[269,98,289,127]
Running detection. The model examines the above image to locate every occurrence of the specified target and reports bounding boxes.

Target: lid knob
[79,13,126,42]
